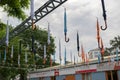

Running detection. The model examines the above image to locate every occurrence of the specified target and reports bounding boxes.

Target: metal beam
[0,0,67,45]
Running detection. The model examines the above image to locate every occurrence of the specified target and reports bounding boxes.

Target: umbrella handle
[101,20,107,30]
[78,51,81,57]
[65,35,69,42]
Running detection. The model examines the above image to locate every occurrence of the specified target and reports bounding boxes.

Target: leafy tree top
[0,0,29,20]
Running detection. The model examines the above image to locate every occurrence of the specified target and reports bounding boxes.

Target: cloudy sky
[0,0,120,64]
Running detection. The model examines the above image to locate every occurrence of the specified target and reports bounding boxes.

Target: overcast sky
[0,0,120,64]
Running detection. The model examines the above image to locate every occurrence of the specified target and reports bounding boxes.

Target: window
[82,73,91,80]
[106,71,118,80]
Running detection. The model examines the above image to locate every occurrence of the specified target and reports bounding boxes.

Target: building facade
[88,48,101,59]
[28,60,120,80]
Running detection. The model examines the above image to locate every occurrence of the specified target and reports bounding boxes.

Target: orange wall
[65,75,75,80]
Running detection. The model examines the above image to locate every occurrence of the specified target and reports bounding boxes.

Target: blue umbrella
[64,8,69,42]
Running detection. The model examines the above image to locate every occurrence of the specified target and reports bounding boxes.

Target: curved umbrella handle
[65,35,69,42]
[101,20,107,30]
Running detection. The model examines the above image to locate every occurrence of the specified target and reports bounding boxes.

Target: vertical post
[110,71,113,80]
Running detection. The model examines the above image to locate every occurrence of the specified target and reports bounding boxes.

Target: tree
[0,22,6,38]
[104,35,120,56]
[16,26,56,80]
[0,1,57,79]
[0,22,19,80]
[18,26,56,68]
[110,35,120,49]
[0,0,29,20]
[0,24,56,80]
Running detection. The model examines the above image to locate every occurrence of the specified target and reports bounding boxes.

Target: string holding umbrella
[100,0,107,30]
[64,7,69,42]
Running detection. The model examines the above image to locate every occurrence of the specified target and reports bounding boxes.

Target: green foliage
[110,35,120,49]
[0,24,56,79]
[18,26,56,68]
[104,48,111,56]
[0,68,18,80]
[104,35,120,56]
[0,0,56,79]
[0,22,6,38]
[0,0,29,20]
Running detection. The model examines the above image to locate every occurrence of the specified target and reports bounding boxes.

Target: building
[27,54,120,80]
[88,48,101,59]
